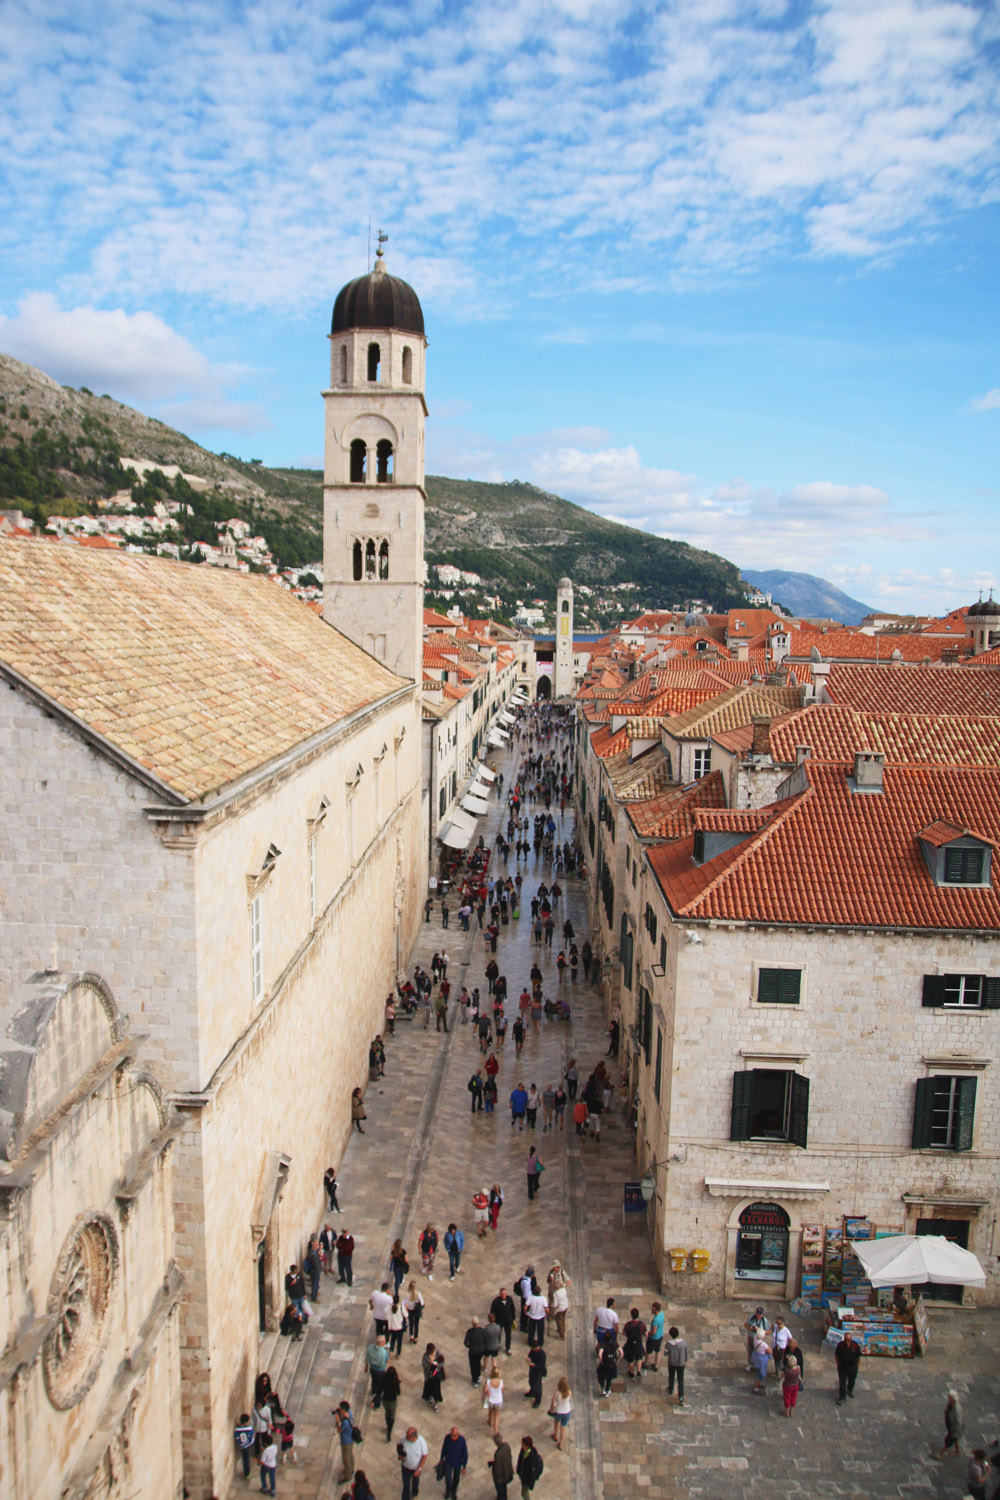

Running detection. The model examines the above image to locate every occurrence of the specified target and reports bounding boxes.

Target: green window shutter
[622,930,634,991]
[758,969,801,1004]
[642,990,652,1062]
[789,1072,810,1148]
[730,1071,753,1142]
[911,1076,936,1149]
[955,1077,977,1152]
[654,1029,663,1103]
[982,979,1000,1009]
[921,975,947,1008]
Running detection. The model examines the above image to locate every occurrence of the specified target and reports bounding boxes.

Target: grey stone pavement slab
[229,722,1000,1499]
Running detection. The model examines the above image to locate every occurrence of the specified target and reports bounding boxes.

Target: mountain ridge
[741,567,873,626]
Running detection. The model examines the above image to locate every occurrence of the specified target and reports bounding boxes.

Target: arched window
[376,439,394,483]
[402,346,412,385]
[350,439,367,483]
[352,539,363,580]
[365,539,376,578]
[367,342,381,382]
[378,539,389,579]
[561,599,570,613]
[339,344,348,383]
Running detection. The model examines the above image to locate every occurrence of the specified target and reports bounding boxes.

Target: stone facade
[625,866,1000,1307]
[0,973,182,1500]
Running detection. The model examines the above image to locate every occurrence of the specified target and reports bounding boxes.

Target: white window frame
[250,893,264,1006]
[943,973,983,1009]
[692,747,712,781]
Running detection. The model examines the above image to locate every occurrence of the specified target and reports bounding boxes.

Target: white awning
[462,794,490,816]
[469,779,493,800]
[498,711,515,725]
[450,808,478,835]
[492,726,509,740]
[439,821,474,849]
[487,732,506,747]
[475,764,497,782]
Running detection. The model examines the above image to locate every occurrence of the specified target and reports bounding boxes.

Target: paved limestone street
[241,721,1000,1500]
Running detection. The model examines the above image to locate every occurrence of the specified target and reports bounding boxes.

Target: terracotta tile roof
[0,536,406,802]
[968,647,1000,667]
[766,703,1000,770]
[662,684,801,740]
[693,805,775,833]
[918,819,971,847]
[607,746,674,799]
[628,771,728,838]
[649,762,1000,930]
[824,663,1000,716]
[590,724,630,758]
[788,629,970,663]
[442,682,469,700]
[423,607,454,628]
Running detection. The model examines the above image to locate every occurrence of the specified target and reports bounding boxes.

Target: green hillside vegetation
[0,353,745,613]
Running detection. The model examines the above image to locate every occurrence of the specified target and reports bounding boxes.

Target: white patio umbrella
[853,1234,985,1288]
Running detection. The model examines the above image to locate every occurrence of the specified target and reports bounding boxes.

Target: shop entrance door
[916,1218,969,1303]
[735,1201,790,1283]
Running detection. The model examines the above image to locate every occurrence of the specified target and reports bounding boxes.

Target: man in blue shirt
[444,1223,465,1279]
[439,1426,469,1499]
[509,1083,528,1131]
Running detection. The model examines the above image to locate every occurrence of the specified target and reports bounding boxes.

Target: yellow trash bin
[668,1247,688,1273]
[691,1248,711,1273]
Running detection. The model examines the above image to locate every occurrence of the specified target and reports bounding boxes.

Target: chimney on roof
[853,750,885,791]
[942,646,959,666]
[734,639,749,662]
[751,715,772,757]
[795,744,811,766]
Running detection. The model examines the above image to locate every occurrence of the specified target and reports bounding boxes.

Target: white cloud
[0,0,995,314]
[0,293,267,432]
[971,387,1000,411]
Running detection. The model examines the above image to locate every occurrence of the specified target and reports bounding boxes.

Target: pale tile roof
[0,537,406,802]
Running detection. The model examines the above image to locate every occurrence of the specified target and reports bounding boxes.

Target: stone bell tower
[322,240,426,682]
[554,575,574,698]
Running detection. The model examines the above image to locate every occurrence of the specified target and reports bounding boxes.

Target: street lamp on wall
[639,1160,671,1202]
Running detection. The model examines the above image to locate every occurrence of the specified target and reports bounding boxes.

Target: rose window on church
[43,1214,118,1410]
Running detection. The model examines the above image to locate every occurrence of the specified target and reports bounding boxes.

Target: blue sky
[1,0,998,612]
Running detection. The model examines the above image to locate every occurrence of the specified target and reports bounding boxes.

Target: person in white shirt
[771,1314,792,1372]
[370,1283,393,1335]
[400,1426,428,1500]
[525,1283,548,1347]
[258,1437,278,1495]
[593,1297,620,1349]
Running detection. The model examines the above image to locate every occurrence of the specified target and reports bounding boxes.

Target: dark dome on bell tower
[331,247,424,337]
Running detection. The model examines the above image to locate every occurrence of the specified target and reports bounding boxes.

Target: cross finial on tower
[376,229,388,262]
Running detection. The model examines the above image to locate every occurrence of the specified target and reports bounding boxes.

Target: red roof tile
[824,663,1000,716]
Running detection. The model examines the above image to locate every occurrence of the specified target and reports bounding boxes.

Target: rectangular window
[644,903,658,944]
[943,846,985,884]
[692,748,712,781]
[654,1027,663,1103]
[922,973,1000,1009]
[309,836,317,923]
[730,1069,809,1148]
[639,987,653,1064]
[912,1075,977,1151]
[659,934,667,971]
[439,785,447,818]
[757,968,801,1005]
[250,894,264,1005]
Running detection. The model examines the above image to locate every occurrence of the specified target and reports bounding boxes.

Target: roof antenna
[367,215,371,271]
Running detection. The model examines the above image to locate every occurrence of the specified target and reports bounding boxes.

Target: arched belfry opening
[367,342,381,382]
[352,539,363,580]
[378,539,389,579]
[365,539,377,579]
[402,346,412,385]
[350,439,367,483]
[376,440,394,484]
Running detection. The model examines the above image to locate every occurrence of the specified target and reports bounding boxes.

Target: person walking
[421,1343,445,1411]
[320,1222,337,1276]
[645,1301,665,1370]
[525,1146,543,1200]
[468,1069,484,1113]
[484,1312,503,1364]
[488,1434,514,1500]
[472,1188,490,1237]
[966,1448,989,1499]
[526,1342,547,1407]
[258,1432,278,1494]
[835,1330,860,1405]
[444,1222,465,1279]
[509,1082,527,1131]
[593,1298,620,1349]
[234,1413,255,1480]
[334,1401,357,1485]
[367,1334,389,1409]
[597,1336,619,1397]
[525,1279,548,1346]
[541,1082,555,1131]
[622,1308,647,1379]
[781,1356,800,1417]
[516,1435,544,1496]
[933,1390,965,1458]
[489,1183,504,1231]
[390,1239,409,1294]
[490,1286,516,1356]
[419,1223,438,1279]
[751,1330,771,1393]
[382,1364,401,1443]
[404,1281,425,1343]
[666,1326,688,1406]
[482,1363,505,1434]
[370,1282,393,1337]
[553,1083,567,1130]
[351,1088,367,1133]
[388,1294,406,1356]
[399,1426,428,1500]
[324,1167,341,1212]
[465,1317,488,1386]
[743,1306,769,1369]
[525,1085,540,1130]
[439,1427,469,1500]
[548,1377,572,1450]
[336,1228,355,1285]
